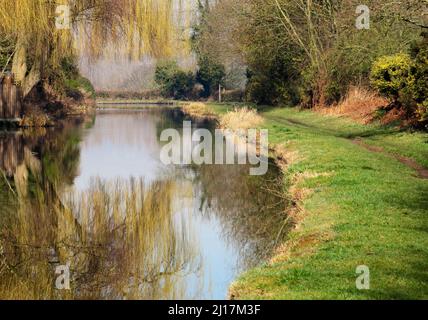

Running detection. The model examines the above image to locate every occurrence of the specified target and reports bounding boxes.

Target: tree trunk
[11,39,27,83]
[23,59,41,97]
[11,37,41,98]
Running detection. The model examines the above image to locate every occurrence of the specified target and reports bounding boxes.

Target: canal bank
[200,103,428,300]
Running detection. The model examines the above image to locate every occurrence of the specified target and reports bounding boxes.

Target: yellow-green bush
[370,53,413,101]
[370,34,428,125]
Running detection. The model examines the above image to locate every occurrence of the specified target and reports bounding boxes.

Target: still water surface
[0,107,289,299]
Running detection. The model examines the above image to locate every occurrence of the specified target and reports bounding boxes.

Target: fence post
[0,76,4,118]
[0,73,23,121]
[3,73,13,118]
[17,85,23,118]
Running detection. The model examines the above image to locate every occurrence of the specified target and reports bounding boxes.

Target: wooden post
[0,76,4,118]
[0,73,23,121]
[218,83,222,103]
[16,85,23,118]
[3,73,13,119]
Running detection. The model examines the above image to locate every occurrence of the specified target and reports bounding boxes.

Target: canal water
[0,106,289,300]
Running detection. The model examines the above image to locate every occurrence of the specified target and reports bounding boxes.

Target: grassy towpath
[208,103,428,299]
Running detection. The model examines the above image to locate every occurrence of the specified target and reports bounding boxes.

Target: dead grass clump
[19,108,52,128]
[220,107,264,130]
[317,86,388,124]
[272,143,301,171]
[182,102,216,119]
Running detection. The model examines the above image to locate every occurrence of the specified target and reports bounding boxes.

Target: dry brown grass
[316,86,388,124]
[271,143,301,171]
[219,107,264,130]
[182,102,216,119]
[19,106,53,127]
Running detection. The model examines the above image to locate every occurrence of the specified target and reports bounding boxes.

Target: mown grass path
[208,105,428,299]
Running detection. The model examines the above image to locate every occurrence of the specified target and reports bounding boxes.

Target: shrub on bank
[64,76,95,100]
[47,57,95,101]
[219,107,264,130]
[370,53,413,103]
[409,34,428,123]
[154,61,195,100]
[370,33,428,126]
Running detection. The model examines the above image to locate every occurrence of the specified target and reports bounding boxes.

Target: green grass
[208,104,428,300]
[65,76,96,99]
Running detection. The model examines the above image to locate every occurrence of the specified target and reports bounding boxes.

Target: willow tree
[0,0,182,97]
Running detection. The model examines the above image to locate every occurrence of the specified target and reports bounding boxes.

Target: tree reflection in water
[184,161,291,270]
[0,125,201,300]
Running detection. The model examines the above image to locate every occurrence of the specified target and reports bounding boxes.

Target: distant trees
[196,56,225,98]
[154,58,227,101]
[241,0,425,107]
[191,0,244,97]
[154,61,195,100]
[191,0,427,123]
